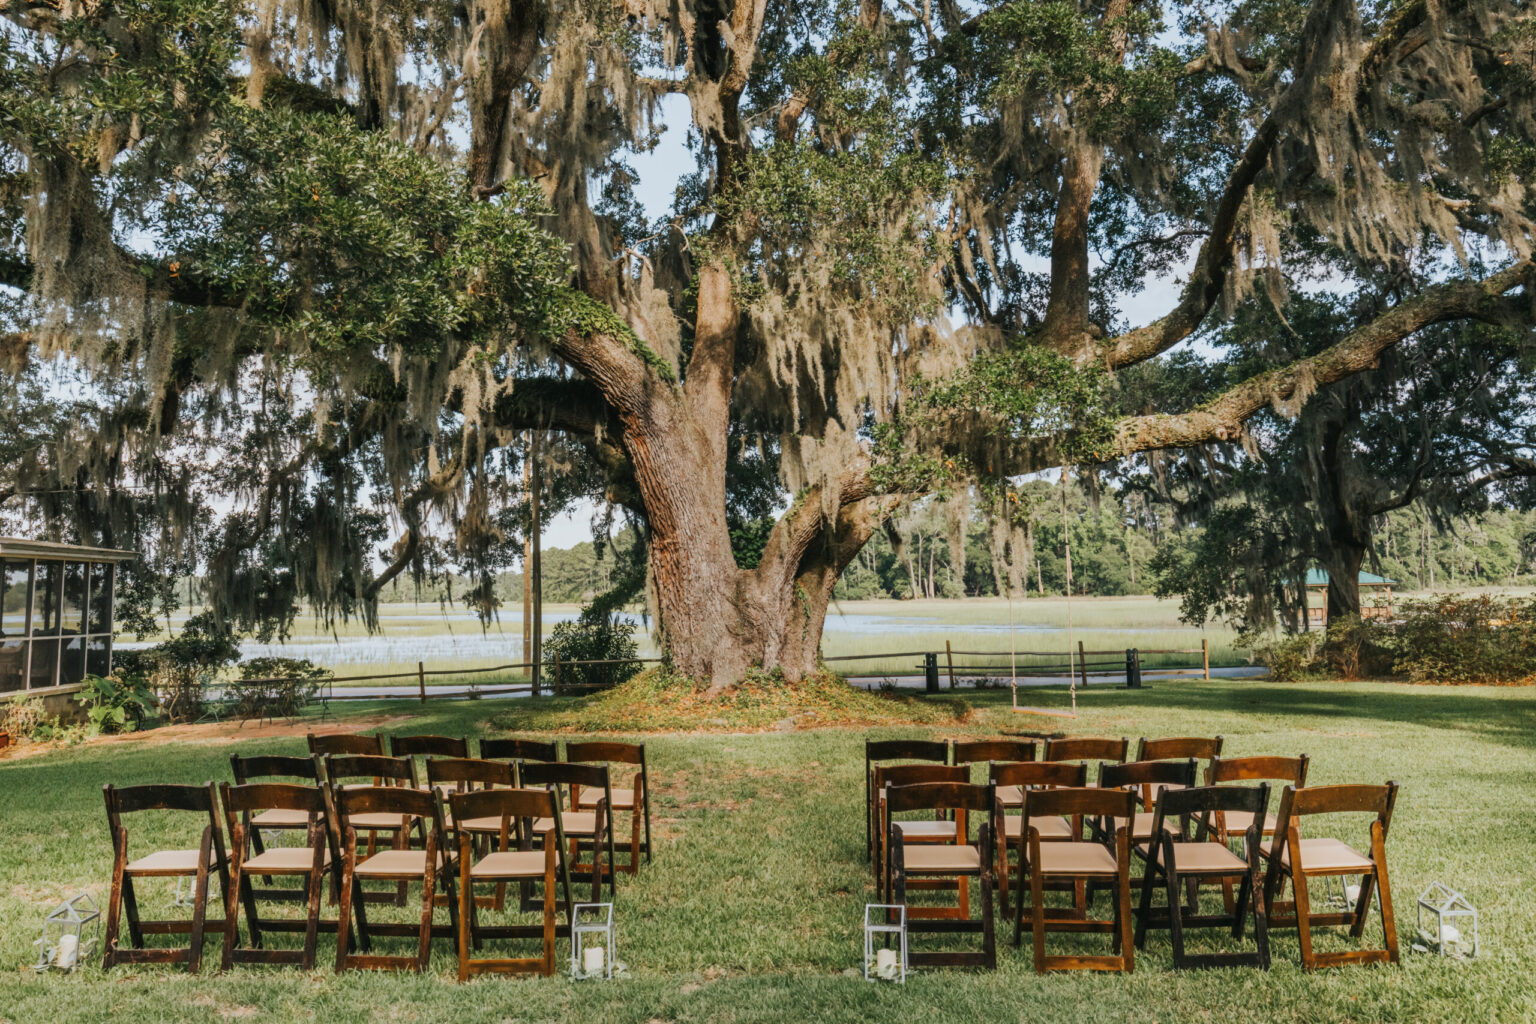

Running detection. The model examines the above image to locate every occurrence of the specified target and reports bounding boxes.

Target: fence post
[1202,638,1210,680]
[945,640,956,688]
[1077,640,1088,688]
[924,652,939,693]
[418,660,426,705]
[1126,648,1142,689]
[552,652,562,697]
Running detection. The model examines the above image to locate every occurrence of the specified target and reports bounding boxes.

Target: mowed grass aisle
[2,679,1534,1023]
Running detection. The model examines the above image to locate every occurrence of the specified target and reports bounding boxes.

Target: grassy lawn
[2,678,1533,1022]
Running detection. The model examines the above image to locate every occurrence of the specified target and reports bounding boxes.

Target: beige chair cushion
[1109,812,1180,841]
[534,812,598,836]
[1222,810,1279,835]
[1135,841,1248,875]
[243,847,330,873]
[1003,815,1073,840]
[354,849,446,878]
[126,849,203,875]
[576,787,635,810]
[893,820,957,840]
[470,851,548,880]
[455,815,514,834]
[901,844,981,873]
[1259,837,1374,873]
[251,808,312,828]
[347,812,414,830]
[996,785,1025,807]
[1033,841,1119,877]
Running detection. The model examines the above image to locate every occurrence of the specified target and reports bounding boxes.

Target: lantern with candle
[571,902,615,980]
[1417,881,1477,958]
[31,892,100,972]
[863,904,907,983]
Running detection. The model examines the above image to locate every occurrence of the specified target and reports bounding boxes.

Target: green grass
[4,679,1533,1022]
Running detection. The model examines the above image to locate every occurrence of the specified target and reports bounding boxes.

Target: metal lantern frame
[570,901,615,980]
[1417,881,1478,958]
[863,903,908,983]
[32,892,100,972]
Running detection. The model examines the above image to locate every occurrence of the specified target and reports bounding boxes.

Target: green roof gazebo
[1303,568,1397,627]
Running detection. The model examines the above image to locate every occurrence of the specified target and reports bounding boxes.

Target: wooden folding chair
[953,739,1036,796]
[450,788,574,980]
[220,782,338,970]
[229,754,334,903]
[324,754,422,906]
[1207,755,1309,912]
[885,781,996,969]
[872,763,967,907]
[102,782,229,973]
[1133,782,1271,970]
[479,737,561,783]
[864,739,949,862]
[333,785,459,973]
[520,761,616,902]
[1012,786,1137,974]
[426,757,518,910]
[1261,782,1400,970]
[308,732,385,758]
[988,761,1087,916]
[566,741,653,874]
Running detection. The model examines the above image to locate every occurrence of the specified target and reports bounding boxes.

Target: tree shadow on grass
[958,681,1536,750]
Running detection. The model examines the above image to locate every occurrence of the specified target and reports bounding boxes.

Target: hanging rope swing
[1010,469,1078,719]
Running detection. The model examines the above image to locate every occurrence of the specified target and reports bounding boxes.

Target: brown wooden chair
[864,739,949,862]
[988,761,1088,916]
[449,787,574,980]
[426,756,519,910]
[324,754,422,906]
[308,732,384,758]
[885,781,997,969]
[102,782,229,973]
[1207,754,1309,913]
[520,761,616,902]
[333,785,459,973]
[479,737,561,782]
[1133,782,1271,970]
[953,739,1036,800]
[1261,782,1400,970]
[1012,786,1137,974]
[872,763,967,907]
[220,782,337,971]
[565,740,652,874]
[228,754,333,903]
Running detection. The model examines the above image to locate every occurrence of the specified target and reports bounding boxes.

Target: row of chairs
[100,733,655,979]
[865,735,1399,974]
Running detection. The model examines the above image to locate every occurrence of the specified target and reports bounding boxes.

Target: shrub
[1384,594,1536,684]
[1237,629,1323,682]
[75,671,156,734]
[544,613,640,695]
[1,696,87,746]
[138,613,244,722]
[231,656,329,721]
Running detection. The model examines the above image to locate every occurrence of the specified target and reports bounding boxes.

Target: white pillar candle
[1440,924,1461,947]
[54,934,79,969]
[1345,884,1360,904]
[583,944,605,975]
[875,947,898,979]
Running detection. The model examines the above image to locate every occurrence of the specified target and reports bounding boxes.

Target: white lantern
[32,893,100,973]
[863,904,908,983]
[571,902,615,980]
[1417,881,1477,958]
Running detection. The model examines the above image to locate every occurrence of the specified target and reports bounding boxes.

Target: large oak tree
[1,0,1532,687]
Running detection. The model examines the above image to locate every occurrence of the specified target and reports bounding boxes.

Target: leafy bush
[1237,629,1324,682]
[231,656,329,721]
[544,613,640,695]
[1,696,87,746]
[137,613,244,722]
[75,671,156,734]
[1384,595,1536,684]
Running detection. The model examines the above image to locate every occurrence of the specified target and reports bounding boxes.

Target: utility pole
[530,430,543,694]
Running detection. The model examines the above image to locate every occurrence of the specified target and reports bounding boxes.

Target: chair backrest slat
[866,739,950,763]
[337,784,437,820]
[308,732,384,757]
[449,787,556,824]
[953,739,1037,765]
[875,763,966,789]
[1023,785,1134,821]
[425,757,514,790]
[1137,735,1223,762]
[230,753,320,785]
[389,734,469,759]
[990,761,1088,790]
[220,781,328,817]
[1206,754,1309,787]
[1099,758,1198,791]
[565,740,644,765]
[520,761,610,792]
[105,782,218,816]
[480,737,560,763]
[883,781,993,816]
[1043,736,1129,764]
[324,754,416,787]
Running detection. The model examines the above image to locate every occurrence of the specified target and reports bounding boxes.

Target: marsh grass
[3,678,1535,1022]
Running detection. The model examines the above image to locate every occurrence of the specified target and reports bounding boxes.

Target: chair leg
[543,853,557,976]
[1164,857,1185,966]
[1029,836,1048,973]
[1370,822,1399,963]
[1248,852,1271,970]
[103,837,127,967]
[301,855,324,972]
[1292,868,1316,971]
[456,854,472,983]
[1134,841,1159,951]
[334,850,356,973]
[186,828,214,974]
[1116,830,1133,972]
[122,874,145,949]
[221,852,243,972]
